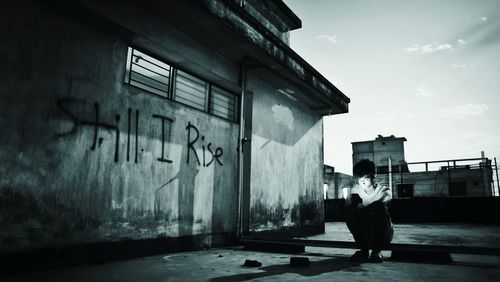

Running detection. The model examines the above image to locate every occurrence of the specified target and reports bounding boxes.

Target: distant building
[352,135,408,174]
[394,156,494,198]
[348,135,495,198]
[334,172,354,199]
[323,165,335,199]
[323,165,353,199]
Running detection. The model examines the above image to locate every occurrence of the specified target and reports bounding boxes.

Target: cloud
[416,83,436,97]
[404,37,470,54]
[315,34,337,44]
[451,63,467,69]
[403,43,453,54]
[439,104,488,120]
[478,16,488,22]
[451,63,475,70]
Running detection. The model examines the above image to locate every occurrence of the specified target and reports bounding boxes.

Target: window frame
[124,47,172,99]
[210,85,238,121]
[124,46,239,123]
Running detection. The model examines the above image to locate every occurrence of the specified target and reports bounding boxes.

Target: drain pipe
[388,156,393,197]
[236,62,247,239]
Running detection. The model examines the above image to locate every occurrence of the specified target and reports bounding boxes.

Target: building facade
[351,135,494,198]
[393,158,495,198]
[352,135,407,174]
[0,0,350,256]
[323,165,334,199]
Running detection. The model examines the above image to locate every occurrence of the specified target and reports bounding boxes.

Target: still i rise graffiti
[56,98,224,167]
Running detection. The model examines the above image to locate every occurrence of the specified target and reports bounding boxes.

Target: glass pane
[211,86,236,120]
[133,49,170,72]
[174,70,207,111]
[125,47,170,98]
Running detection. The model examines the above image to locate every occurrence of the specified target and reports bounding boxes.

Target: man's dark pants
[345,201,394,251]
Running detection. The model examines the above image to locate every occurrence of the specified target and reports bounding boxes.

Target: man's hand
[375,185,391,203]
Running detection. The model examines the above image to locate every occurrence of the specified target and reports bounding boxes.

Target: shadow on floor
[209,257,364,281]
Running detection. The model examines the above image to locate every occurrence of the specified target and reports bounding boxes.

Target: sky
[285,0,500,174]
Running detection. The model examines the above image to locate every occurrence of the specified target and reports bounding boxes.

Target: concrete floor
[2,223,500,281]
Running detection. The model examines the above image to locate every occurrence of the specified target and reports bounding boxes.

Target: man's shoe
[369,251,383,263]
[350,250,369,262]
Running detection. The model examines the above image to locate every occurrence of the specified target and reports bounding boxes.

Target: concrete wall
[1,0,332,258]
[0,1,238,253]
[353,138,406,168]
[391,169,490,198]
[352,142,373,167]
[372,138,405,167]
[247,74,324,232]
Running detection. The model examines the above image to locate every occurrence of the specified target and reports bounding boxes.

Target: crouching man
[345,159,394,263]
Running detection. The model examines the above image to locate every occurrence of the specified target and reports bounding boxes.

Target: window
[125,47,171,98]
[174,70,208,111]
[211,86,237,121]
[124,47,238,122]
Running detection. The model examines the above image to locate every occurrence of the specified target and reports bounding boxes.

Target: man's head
[353,159,376,189]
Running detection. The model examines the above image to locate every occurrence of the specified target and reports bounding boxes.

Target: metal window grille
[125,47,171,98]
[174,69,208,111]
[124,46,239,122]
[210,86,237,121]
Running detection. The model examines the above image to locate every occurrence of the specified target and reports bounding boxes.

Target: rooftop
[5,222,500,281]
[352,135,408,144]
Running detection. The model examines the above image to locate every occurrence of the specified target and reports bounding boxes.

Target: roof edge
[197,0,350,114]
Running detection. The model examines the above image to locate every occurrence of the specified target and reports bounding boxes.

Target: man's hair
[353,159,376,178]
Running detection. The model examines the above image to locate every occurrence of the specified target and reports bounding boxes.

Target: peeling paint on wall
[271,104,294,130]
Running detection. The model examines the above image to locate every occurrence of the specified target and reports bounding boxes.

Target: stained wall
[0,1,238,253]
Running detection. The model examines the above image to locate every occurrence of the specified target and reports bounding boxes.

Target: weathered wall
[372,138,406,167]
[352,142,373,167]
[352,138,406,168]
[74,0,240,92]
[0,1,238,253]
[247,74,324,232]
